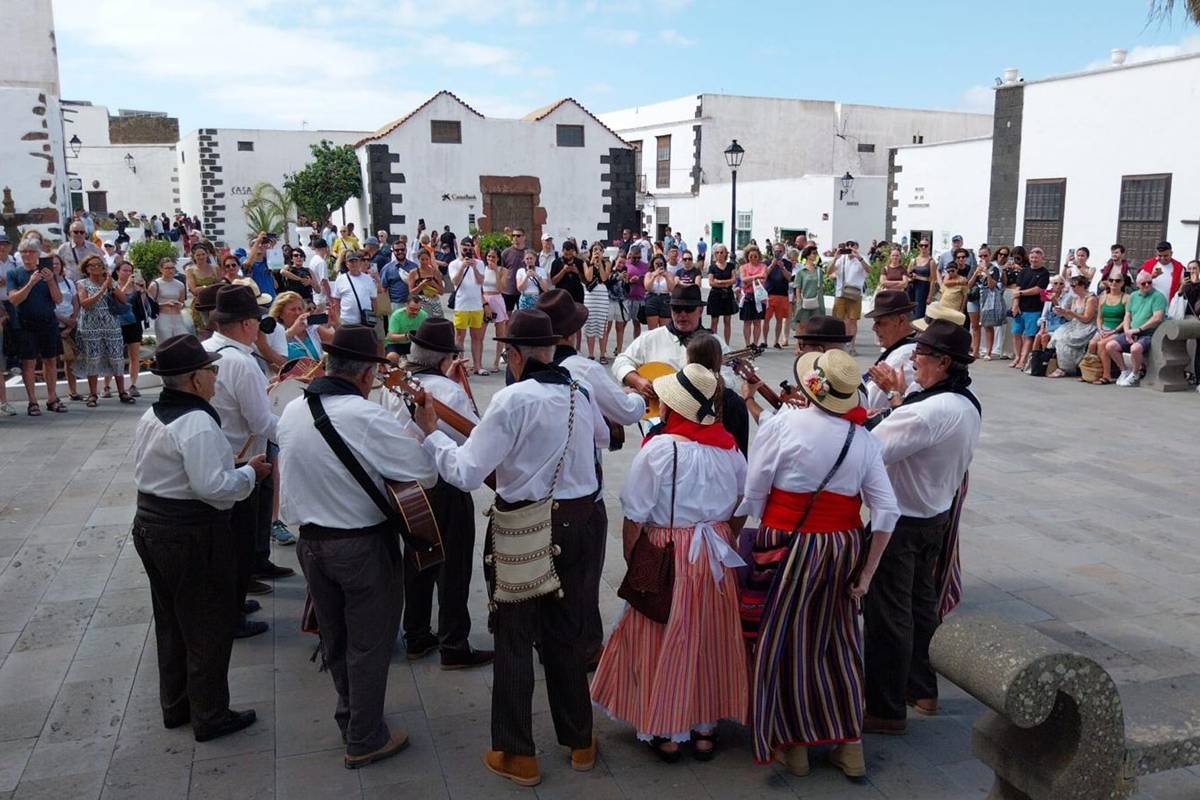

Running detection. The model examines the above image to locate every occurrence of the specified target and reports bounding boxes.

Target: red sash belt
[762,487,862,533]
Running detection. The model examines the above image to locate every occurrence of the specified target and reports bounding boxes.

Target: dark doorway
[489,194,533,234]
[87,191,108,215]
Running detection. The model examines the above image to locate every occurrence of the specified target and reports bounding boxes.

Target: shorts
[643,293,671,319]
[609,298,630,322]
[1011,310,1041,337]
[483,294,509,324]
[832,296,862,320]
[628,299,645,323]
[518,294,538,311]
[766,295,790,320]
[16,321,60,361]
[966,300,980,314]
[1112,331,1153,352]
[385,342,411,358]
[453,309,484,330]
[121,322,143,346]
[502,293,518,313]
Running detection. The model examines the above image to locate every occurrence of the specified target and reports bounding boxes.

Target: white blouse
[736,406,900,534]
[620,435,746,527]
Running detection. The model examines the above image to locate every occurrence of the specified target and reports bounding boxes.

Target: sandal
[86,394,98,408]
[599,356,609,365]
[1048,369,1066,379]
[646,737,681,764]
[983,354,993,361]
[1092,378,1112,385]
[476,368,490,377]
[45,399,69,413]
[691,731,717,762]
[69,393,84,402]
[27,402,41,417]
[119,392,136,405]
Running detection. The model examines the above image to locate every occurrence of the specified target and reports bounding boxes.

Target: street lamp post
[724,139,745,251]
[839,171,855,200]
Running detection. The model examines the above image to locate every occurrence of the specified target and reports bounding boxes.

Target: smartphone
[38,256,54,271]
[839,248,851,255]
[307,312,329,325]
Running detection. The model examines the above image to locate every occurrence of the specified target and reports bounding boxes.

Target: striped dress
[583,281,610,338]
[591,435,747,742]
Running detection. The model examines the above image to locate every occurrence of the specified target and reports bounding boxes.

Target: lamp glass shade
[723,139,745,169]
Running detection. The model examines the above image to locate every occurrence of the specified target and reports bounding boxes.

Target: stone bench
[929,611,1200,799]
[1143,317,1200,391]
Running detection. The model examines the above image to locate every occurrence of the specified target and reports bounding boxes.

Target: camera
[839,248,851,256]
[259,317,277,334]
[307,312,329,325]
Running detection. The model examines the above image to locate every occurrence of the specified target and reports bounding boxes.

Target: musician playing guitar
[275,326,439,769]
[740,315,854,426]
[536,290,645,668]
[379,318,494,671]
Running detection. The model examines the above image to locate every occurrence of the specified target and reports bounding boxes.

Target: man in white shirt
[132,335,271,743]
[306,238,331,308]
[276,326,437,769]
[538,290,645,666]
[330,251,377,326]
[379,318,493,670]
[413,309,606,788]
[827,240,869,355]
[448,238,487,373]
[202,286,289,638]
[861,320,981,734]
[863,290,918,410]
[538,234,557,272]
[57,221,103,282]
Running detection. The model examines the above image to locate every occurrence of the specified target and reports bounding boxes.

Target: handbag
[1079,353,1103,383]
[802,295,819,310]
[1028,348,1055,377]
[840,284,863,302]
[1168,293,1188,320]
[484,380,579,608]
[617,442,678,624]
[105,291,131,317]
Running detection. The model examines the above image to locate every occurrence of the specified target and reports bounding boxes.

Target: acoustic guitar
[635,346,763,419]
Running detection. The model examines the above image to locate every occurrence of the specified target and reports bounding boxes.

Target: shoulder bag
[484,380,578,608]
[617,441,678,624]
[344,274,376,327]
[446,262,466,310]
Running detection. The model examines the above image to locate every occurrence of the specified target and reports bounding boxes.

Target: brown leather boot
[906,696,938,716]
[344,730,409,769]
[571,735,597,771]
[484,750,542,787]
[829,742,866,778]
[780,744,809,777]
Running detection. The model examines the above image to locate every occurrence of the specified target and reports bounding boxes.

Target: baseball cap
[542,233,554,241]
[313,238,328,249]
[364,236,380,246]
[233,247,247,259]
[103,240,116,248]
[951,234,963,242]
[0,234,10,244]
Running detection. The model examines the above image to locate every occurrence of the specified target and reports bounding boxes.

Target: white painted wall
[72,144,177,218]
[892,137,993,249]
[1,0,59,96]
[1015,55,1200,262]
[0,87,69,238]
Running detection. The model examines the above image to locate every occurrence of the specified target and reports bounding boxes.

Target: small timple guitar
[728,355,807,411]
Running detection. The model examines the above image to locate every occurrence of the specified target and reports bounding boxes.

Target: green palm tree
[1149,0,1200,23]
[242,182,297,239]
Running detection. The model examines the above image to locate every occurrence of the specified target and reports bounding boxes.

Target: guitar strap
[305,393,426,565]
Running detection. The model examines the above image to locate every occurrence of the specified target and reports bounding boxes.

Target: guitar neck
[755,383,783,410]
[423,393,477,440]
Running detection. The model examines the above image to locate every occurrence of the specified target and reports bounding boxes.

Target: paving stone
[189,749,274,800]
[274,748,359,797]
[42,675,133,743]
[19,736,115,782]
[0,741,35,793]
[100,746,191,800]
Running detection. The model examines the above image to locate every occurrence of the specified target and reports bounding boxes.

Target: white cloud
[586,81,614,94]
[956,85,995,114]
[661,29,697,47]
[590,28,641,46]
[1083,34,1200,70]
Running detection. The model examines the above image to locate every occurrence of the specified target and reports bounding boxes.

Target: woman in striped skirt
[592,363,748,762]
[737,349,899,779]
[583,249,611,361]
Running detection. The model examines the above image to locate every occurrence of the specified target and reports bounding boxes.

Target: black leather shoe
[194,709,257,742]
[163,711,190,729]
[246,580,273,596]
[440,647,495,670]
[405,632,439,661]
[233,620,269,639]
[251,562,295,579]
[242,599,261,614]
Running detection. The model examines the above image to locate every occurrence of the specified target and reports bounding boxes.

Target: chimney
[1003,68,1019,85]
[1111,48,1128,66]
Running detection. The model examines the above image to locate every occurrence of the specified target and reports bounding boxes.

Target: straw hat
[912,302,966,330]
[652,363,719,425]
[793,349,862,415]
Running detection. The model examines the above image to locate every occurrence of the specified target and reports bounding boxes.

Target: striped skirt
[583,285,610,338]
[591,523,748,741]
[750,525,865,763]
[936,471,969,620]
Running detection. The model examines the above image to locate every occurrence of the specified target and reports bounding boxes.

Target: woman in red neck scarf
[735,349,900,780]
[592,364,748,763]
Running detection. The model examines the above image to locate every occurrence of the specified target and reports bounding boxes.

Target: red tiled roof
[355,90,485,147]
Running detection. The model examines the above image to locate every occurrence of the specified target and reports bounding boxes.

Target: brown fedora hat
[668,284,704,308]
[864,289,916,318]
[193,283,222,312]
[323,325,388,364]
[493,310,560,347]
[797,315,853,343]
[209,284,266,324]
[914,319,975,363]
[149,334,222,376]
[408,317,461,354]
[535,289,589,338]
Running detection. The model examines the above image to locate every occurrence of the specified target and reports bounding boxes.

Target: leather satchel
[617,442,678,624]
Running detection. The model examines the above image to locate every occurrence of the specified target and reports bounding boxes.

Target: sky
[53,0,1200,135]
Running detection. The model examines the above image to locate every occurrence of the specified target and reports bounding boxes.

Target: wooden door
[87,191,108,215]
[490,194,533,234]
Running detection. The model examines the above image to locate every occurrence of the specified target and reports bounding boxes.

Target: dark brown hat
[323,324,388,364]
[864,289,916,318]
[408,317,461,354]
[193,283,222,312]
[535,289,589,338]
[209,284,266,324]
[148,334,221,376]
[797,316,853,343]
[668,283,704,308]
[493,309,560,346]
[914,319,975,363]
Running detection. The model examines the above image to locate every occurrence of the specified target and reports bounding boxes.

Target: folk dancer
[201,285,290,639]
[536,290,646,668]
[862,290,918,411]
[741,316,853,426]
[738,349,899,779]
[381,317,494,669]
[131,335,271,741]
[276,326,438,768]
[413,310,608,788]
[862,320,981,731]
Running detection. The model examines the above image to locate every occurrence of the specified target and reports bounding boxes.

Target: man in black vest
[863,290,918,410]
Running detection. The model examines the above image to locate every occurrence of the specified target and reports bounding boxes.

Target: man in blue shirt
[379,237,417,311]
[242,232,277,302]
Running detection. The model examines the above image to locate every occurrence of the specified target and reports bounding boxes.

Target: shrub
[126,238,180,282]
[474,231,512,254]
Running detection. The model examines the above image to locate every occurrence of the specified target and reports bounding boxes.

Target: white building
[889,136,993,252]
[598,94,991,253]
[889,50,1200,267]
[346,91,636,246]
[177,127,368,248]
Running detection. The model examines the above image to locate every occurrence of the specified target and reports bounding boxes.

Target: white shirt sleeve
[618,436,669,525]
[229,350,278,444]
[859,438,900,534]
[735,413,781,520]
[422,408,514,492]
[612,334,649,383]
[175,423,256,504]
[873,405,935,464]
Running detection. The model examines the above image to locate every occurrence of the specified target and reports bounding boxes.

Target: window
[631,141,643,189]
[736,210,753,248]
[556,124,584,147]
[1023,179,1066,267]
[655,135,671,189]
[1116,174,1171,263]
[857,143,876,153]
[912,134,925,144]
[237,141,254,152]
[430,120,462,144]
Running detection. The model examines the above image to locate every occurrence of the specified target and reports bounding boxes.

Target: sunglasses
[683,257,693,262]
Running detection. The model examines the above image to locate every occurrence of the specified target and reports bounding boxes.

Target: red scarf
[841,407,868,426]
[642,413,737,450]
